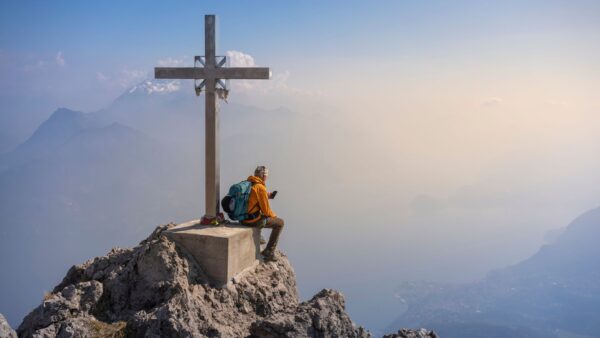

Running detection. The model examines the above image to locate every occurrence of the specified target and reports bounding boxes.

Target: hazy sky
[2,1,599,111]
[2,0,600,333]
[2,0,599,185]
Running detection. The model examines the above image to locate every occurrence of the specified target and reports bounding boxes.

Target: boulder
[250,289,370,338]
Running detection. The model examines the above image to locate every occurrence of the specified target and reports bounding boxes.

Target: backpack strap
[245,180,261,220]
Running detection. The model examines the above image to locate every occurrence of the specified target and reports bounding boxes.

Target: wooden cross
[155,15,270,222]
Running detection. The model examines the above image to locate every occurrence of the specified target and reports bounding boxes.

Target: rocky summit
[1,313,17,338]
[15,223,435,337]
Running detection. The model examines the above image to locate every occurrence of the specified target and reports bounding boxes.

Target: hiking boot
[260,235,267,245]
[261,249,277,262]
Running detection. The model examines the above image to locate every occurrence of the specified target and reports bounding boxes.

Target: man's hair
[254,165,268,177]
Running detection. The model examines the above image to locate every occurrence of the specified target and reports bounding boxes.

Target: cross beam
[154,15,270,221]
[155,67,270,79]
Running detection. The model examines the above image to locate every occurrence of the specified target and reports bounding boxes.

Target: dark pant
[251,216,284,252]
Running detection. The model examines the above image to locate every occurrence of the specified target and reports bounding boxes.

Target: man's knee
[274,217,285,229]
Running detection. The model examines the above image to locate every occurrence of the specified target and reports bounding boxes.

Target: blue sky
[2,0,599,116]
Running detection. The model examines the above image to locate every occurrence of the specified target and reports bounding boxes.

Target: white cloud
[55,51,65,67]
[157,57,187,67]
[224,51,259,91]
[96,72,109,82]
[17,51,64,72]
[481,97,503,107]
[23,60,46,72]
[194,50,324,100]
[119,68,147,88]
[226,50,256,67]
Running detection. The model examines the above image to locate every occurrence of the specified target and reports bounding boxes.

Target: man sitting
[242,166,284,262]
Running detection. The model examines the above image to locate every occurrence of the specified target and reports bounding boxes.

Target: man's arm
[257,185,277,218]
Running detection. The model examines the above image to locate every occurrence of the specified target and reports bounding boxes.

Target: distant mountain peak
[50,107,85,119]
[17,108,98,149]
[127,79,181,95]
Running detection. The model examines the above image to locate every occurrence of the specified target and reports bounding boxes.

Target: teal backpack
[221,180,256,221]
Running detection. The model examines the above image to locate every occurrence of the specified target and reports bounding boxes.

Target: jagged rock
[0,313,17,338]
[17,223,367,337]
[250,289,370,338]
[383,328,439,338]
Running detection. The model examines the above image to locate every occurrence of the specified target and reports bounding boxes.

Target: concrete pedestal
[165,219,261,286]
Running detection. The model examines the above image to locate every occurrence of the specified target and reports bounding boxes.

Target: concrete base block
[165,219,260,286]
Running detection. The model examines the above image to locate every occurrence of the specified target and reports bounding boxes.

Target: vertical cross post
[204,15,219,218]
[154,14,270,223]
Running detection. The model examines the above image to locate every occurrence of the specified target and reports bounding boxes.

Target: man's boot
[262,226,282,262]
[261,248,276,262]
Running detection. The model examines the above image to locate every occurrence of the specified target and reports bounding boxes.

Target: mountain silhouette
[0,107,199,326]
[0,108,101,172]
[389,206,600,338]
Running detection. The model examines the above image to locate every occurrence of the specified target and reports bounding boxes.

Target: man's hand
[269,191,278,199]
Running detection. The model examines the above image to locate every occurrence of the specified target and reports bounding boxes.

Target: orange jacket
[243,175,276,224]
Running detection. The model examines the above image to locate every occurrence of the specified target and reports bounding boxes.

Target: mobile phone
[270,191,278,199]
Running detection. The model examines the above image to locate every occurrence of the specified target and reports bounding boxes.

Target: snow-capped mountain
[127,79,182,95]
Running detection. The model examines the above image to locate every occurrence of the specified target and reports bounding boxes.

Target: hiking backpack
[221,180,254,221]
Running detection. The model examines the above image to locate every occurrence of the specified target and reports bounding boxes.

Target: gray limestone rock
[383,328,439,338]
[17,222,435,337]
[250,288,370,338]
[0,313,17,338]
[16,223,366,338]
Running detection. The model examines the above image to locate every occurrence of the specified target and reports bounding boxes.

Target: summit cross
[154,15,270,223]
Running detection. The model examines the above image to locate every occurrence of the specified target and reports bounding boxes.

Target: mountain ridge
[389,206,600,338]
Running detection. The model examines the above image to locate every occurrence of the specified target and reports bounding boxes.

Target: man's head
[254,165,269,181]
